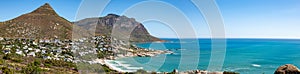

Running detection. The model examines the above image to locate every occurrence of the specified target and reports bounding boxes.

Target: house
[55,49,62,53]
[16,49,23,55]
[28,48,33,50]
[45,39,50,43]
[23,45,28,49]
[43,56,51,60]
[24,50,29,53]
[3,48,11,54]
[64,58,73,62]
[35,49,41,53]
[0,37,4,41]
[39,39,44,43]
[5,45,12,48]
[33,41,38,45]
[27,52,36,57]
[41,50,46,54]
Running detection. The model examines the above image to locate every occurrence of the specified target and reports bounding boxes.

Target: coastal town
[0,36,174,73]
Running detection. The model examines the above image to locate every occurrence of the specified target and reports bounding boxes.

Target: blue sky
[0,0,300,38]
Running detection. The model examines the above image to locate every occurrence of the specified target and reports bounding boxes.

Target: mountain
[74,14,162,42]
[0,3,90,39]
[0,3,160,42]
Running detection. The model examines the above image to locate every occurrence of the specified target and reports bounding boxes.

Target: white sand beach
[104,60,143,72]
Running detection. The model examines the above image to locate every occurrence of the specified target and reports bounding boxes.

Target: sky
[0,0,300,38]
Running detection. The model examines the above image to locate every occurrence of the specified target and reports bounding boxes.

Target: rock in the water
[275,64,300,74]
[172,69,178,74]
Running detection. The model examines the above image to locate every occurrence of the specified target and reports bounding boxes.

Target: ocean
[113,38,300,74]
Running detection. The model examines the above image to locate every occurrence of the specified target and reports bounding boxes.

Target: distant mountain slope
[0,3,90,39]
[74,14,162,42]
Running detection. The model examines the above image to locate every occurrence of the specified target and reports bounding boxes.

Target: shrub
[11,58,23,63]
[21,63,42,74]
[135,69,147,74]
[1,67,14,74]
[223,71,240,74]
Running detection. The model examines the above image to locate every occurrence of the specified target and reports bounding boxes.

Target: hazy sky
[0,0,300,38]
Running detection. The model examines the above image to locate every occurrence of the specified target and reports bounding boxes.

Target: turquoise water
[116,39,300,74]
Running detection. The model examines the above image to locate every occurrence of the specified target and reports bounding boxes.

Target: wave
[251,64,261,67]
[104,60,143,72]
[225,67,251,72]
[177,49,186,50]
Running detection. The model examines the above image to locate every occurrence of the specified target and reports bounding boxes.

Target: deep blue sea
[116,38,300,74]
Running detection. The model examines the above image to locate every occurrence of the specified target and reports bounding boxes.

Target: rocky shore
[275,64,300,74]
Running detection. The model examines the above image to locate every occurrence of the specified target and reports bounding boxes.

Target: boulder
[172,69,178,74]
[275,64,300,74]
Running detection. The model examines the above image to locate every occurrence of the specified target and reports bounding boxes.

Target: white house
[27,52,36,57]
[16,49,23,55]
[0,37,4,41]
[28,48,33,50]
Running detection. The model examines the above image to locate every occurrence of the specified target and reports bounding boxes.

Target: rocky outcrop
[74,14,162,42]
[275,64,300,74]
[0,3,90,39]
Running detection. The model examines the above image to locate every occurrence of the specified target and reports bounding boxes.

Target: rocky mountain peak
[0,3,90,39]
[75,14,163,42]
[106,14,120,18]
[30,3,57,15]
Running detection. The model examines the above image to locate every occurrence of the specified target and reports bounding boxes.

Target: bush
[2,54,10,60]
[44,59,75,68]
[97,51,105,58]
[34,60,41,66]
[0,59,4,65]
[21,63,42,74]
[1,67,14,74]
[223,71,240,74]
[135,69,148,74]
[11,58,23,63]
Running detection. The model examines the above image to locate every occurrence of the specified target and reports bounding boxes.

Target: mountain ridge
[74,14,162,42]
[0,3,161,42]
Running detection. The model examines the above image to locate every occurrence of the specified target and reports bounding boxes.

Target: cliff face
[0,3,90,39]
[75,14,162,42]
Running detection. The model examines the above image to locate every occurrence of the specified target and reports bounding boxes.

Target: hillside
[75,14,162,42]
[0,3,90,39]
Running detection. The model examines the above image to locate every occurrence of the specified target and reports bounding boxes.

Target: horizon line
[158,37,300,39]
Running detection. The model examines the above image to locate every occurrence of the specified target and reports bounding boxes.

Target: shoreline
[102,58,227,74]
[101,49,171,73]
[99,51,231,74]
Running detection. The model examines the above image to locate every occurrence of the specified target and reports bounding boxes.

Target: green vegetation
[97,51,105,59]
[44,59,76,68]
[135,69,148,74]
[0,67,14,74]
[0,49,77,74]
[76,63,115,73]
[223,71,240,74]
[21,62,43,74]
[2,53,23,63]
